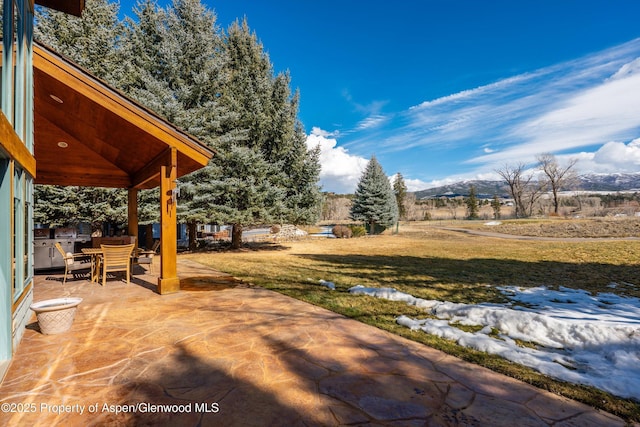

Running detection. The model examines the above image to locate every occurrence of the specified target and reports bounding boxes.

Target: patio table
[80,247,103,283]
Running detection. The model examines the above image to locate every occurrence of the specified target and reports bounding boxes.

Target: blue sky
[118,0,640,193]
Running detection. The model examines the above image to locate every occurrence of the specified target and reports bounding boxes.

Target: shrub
[270,225,281,234]
[349,225,367,237]
[332,225,352,238]
[372,223,388,235]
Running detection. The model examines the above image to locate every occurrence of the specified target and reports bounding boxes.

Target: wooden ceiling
[33,43,214,189]
[34,0,85,17]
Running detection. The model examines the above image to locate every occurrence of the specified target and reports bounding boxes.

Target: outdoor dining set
[54,240,159,285]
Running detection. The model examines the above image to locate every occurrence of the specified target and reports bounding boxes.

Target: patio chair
[54,243,91,285]
[100,244,135,286]
[134,240,160,273]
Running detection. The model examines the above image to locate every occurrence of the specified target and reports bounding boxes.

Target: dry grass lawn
[184,219,640,422]
[453,216,640,238]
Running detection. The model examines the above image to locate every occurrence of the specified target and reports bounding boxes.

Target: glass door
[0,157,11,361]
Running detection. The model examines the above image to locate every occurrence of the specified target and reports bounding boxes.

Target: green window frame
[12,166,22,299]
[2,0,34,302]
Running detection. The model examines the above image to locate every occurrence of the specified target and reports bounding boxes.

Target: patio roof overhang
[31,42,214,294]
[34,0,85,17]
[33,42,214,189]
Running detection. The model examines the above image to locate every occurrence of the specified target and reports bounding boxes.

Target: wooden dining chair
[134,240,160,273]
[54,242,91,284]
[100,244,135,286]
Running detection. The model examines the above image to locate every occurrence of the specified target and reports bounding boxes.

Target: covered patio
[33,42,213,294]
[0,262,626,426]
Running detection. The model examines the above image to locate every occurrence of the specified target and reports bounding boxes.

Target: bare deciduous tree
[321,195,352,221]
[537,153,578,215]
[496,163,547,218]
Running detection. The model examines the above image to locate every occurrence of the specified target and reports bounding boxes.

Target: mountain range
[414,173,640,199]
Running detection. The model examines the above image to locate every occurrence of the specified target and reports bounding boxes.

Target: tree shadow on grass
[295,254,640,299]
[192,242,292,253]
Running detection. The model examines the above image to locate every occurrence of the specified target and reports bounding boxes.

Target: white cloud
[355,114,387,130]
[467,65,640,168]
[609,57,640,80]
[309,127,338,138]
[507,70,640,156]
[306,127,369,193]
[340,38,640,182]
[595,139,640,165]
[403,178,433,193]
[414,73,540,108]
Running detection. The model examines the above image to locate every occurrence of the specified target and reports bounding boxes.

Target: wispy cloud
[340,38,640,185]
[355,114,388,130]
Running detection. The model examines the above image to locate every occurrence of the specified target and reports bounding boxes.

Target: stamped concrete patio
[0,258,626,426]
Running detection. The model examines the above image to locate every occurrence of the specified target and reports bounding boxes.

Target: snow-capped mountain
[414,173,640,198]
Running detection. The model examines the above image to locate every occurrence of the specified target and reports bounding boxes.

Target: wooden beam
[127,188,138,243]
[158,147,179,294]
[34,171,131,188]
[130,148,171,189]
[0,114,36,178]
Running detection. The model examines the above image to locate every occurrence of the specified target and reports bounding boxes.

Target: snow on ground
[318,279,335,290]
[309,278,336,290]
[349,284,640,401]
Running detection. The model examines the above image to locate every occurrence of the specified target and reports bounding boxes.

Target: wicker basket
[30,298,82,335]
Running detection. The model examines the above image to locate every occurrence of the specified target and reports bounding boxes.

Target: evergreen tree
[34,185,127,232]
[491,194,502,220]
[120,0,235,249]
[465,185,479,219]
[119,0,225,126]
[350,156,398,234]
[282,128,322,225]
[199,145,287,247]
[392,172,407,221]
[35,0,124,83]
[34,0,129,234]
[211,18,320,248]
[33,185,80,227]
[35,0,321,249]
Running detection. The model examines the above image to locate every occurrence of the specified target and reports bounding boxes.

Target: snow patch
[318,279,335,290]
[348,284,640,400]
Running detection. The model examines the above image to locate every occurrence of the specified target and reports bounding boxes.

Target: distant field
[445,216,640,238]
[185,219,640,422]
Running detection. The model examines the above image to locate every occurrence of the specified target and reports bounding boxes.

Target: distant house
[0,0,213,379]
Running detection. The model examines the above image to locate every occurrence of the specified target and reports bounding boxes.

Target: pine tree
[35,0,124,83]
[35,0,128,234]
[34,185,127,232]
[491,194,501,220]
[212,18,320,248]
[119,0,225,125]
[35,0,321,249]
[120,0,235,249]
[282,126,322,225]
[350,156,398,234]
[466,185,479,219]
[392,173,407,221]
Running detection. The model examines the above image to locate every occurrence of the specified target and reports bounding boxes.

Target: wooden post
[145,224,154,249]
[127,188,138,243]
[158,147,179,294]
